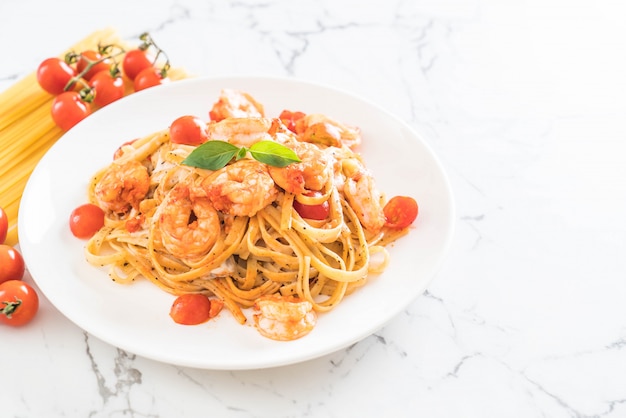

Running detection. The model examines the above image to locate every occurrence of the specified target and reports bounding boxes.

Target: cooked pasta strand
[81,92,415,341]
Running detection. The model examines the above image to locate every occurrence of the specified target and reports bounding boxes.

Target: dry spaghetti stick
[0,127,59,179]
[0,119,59,166]
[4,198,21,246]
[0,87,51,131]
[5,225,19,247]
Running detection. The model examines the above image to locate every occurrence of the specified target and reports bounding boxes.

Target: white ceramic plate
[19,76,455,370]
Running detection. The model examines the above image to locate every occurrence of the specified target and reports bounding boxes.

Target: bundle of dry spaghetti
[0,27,188,245]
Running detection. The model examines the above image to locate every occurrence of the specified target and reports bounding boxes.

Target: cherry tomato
[279,109,306,133]
[122,49,154,80]
[0,245,25,284]
[89,70,125,108]
[69,204,105,239]
[76,50,111,81]
[0,280,39,327]
[0,207,7,245]
[169,294,214,325]
[293,191,330,220]
[36,57,77,95]
[383,196,418,229]
[133,67,165,91]
[170,115,209,145]
[51,91,92,131]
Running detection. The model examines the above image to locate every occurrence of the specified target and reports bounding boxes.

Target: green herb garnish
[182,140,301,170]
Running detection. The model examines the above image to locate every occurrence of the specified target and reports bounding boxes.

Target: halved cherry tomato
[0,280,39,327]
[383,196,418,229]
[293,191,330,220]
[122,49,154,80]
[0,245,25,284]
[89,70,125,108]
[51,91,92,131]
[76,50,112,81]
[133,67,165,91]
[279,109,306,133]
[169,294,214,325]
[170,115,209,145]
[69,204,105,239]
[36,57,77,95]
[0,207,7,245]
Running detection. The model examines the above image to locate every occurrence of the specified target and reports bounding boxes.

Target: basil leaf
[236,146,248,161]
[249,141,301,168]
[182,141,239,170]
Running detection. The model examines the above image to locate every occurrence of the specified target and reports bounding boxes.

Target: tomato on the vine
[0,245,25,284]
[383,196,418,229]
[0,280,39,327]
[51,91,92,131]
[89,70,125,108]
[169,294,219,325]
[122,49,154,81]
[293,191,330,220]
[133,67,166,91]
[69,204,105,239]
[170,115,209,145]
[76,50,112,81]
[36,57,77,95]
[0,207,7,245]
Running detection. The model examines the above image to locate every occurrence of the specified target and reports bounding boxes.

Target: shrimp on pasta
[158,183,221,259]
[199,158,279,217]
[93,160,150,215]
[80,89,418,341]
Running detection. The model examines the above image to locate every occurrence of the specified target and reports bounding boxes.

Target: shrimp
[341,158,386,233]
[296,113,361,149]
[159,183,221,259]
[94,160,150,215]
[208,89,265,122]
[199,159,279,217]
[253,295,317,341]
[207,117,275,148]
[268,139,332,195]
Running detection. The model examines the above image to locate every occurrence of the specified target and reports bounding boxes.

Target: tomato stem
[138,32,171,77]
[1,297,22,318]
[63,46,126,93]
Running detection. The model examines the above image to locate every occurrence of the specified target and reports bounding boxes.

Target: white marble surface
[1,0,625,416]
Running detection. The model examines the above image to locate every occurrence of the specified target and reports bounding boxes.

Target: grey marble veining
[1,0,625,417]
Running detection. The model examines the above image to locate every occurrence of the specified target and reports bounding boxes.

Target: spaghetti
[83,90,413,335]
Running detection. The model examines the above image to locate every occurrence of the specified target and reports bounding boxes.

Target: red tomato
[169,294,214,325]
[89,70,125,108]
[69,204,105,239]
[122,49,154,80]
[51,91,92,131]
[0,207,7,245]
[293,191,330,220]
[36,57,77,95]
[133,67,166,91]
[170,115,209,145]
[279,109,306,133]
[76,50,112,81]
[0,245,25,284]
[383,196,418,229]
[0,280,39,327]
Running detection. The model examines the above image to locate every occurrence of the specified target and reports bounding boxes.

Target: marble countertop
[1,0,625,416]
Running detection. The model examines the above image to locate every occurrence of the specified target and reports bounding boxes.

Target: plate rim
[18,75,456,369]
